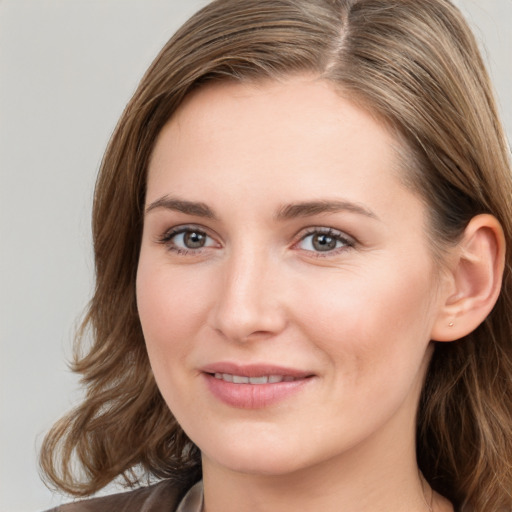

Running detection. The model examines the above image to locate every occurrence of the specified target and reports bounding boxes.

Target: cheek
[136,256,211,365]
[292,262,438,381]
[135,256,216,422]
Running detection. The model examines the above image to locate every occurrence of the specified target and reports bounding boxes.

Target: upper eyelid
[295,226,356,243]
[292,227,357,256]
[154,228,210,258]
[156,224,222,250]
[160,224,212,238]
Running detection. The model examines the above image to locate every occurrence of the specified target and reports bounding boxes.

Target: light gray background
[0,1,510,511]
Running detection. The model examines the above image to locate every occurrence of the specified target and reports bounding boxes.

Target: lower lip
[203,373,312,409]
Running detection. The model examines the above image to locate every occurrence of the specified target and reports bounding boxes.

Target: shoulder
[45,479,189,512]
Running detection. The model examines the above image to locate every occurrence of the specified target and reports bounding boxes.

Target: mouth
[211,373,302,384]
[201,363,315,409]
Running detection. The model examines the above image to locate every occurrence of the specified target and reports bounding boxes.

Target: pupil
[313,234,336,251]
[184,231,205,248]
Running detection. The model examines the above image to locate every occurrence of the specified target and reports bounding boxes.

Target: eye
[158,226,218,253]
[296,228,354,254]
[175,230,209,249]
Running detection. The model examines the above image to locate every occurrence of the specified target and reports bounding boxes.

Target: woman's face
[137,77,449,477]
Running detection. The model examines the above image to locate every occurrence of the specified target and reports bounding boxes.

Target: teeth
[213,373,297,384]
[232,375,249,384]
[249,376,268,384]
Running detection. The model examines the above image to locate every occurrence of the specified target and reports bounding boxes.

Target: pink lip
[201,362,312,378]
[200,362,314,409]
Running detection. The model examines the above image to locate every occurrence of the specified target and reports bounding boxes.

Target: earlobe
[431,214,505,342]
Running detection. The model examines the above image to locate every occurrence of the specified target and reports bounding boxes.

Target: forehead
[149,76,406,194]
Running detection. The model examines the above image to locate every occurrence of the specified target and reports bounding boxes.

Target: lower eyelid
[157,226,220,252]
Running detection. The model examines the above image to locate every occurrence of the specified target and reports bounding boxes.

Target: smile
[213,373,299,384]
[202,365,314,408]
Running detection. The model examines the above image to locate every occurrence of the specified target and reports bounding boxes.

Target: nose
[208,246,287,342]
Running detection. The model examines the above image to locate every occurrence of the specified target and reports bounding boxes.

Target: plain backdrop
[0,1,510,511]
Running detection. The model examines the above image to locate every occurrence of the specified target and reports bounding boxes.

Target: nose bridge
[211,241,285,341]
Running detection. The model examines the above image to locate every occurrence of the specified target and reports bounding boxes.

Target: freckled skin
[136,77,452,511]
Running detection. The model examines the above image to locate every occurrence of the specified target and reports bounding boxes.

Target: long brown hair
[40,1,512,510]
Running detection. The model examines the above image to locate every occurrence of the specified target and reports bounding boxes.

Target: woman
[41,0,512,511]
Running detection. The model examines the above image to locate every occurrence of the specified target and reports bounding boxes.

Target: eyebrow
[275,200,379,221]
[145,196,378,222]
[145,196,217,219]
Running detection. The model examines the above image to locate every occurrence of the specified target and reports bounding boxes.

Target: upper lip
[201,362,313,378]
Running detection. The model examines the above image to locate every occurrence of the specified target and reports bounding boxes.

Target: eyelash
[157,225,216,255]
[156,225,356,257]
[294,227,355,257]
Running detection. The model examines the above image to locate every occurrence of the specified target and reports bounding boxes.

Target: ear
[431,214,505,342]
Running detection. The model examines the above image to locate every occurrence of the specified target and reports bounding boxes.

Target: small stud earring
[448,321,454,327]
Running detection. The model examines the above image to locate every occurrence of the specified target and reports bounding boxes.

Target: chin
[199,432,313,477]
[205,451,308,477]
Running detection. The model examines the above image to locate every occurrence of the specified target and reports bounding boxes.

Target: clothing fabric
[175,482,203,512]
[45,479,202,512]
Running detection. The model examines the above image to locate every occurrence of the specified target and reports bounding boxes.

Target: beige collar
[175,481,204,512]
